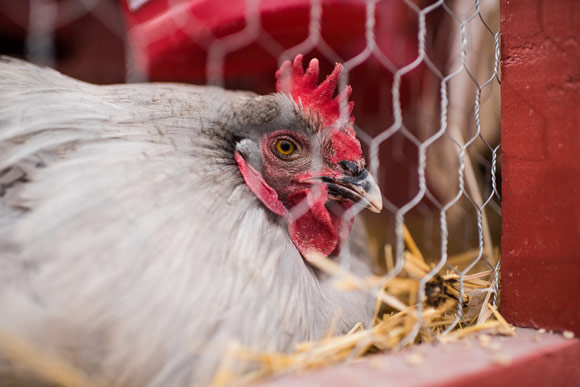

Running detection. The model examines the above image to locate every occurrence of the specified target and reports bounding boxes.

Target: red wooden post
[501,0,580,335]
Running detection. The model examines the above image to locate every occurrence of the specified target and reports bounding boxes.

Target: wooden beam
[257,329,579,386]
[500,0,580,335]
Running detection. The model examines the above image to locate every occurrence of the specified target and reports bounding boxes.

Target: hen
[0,55,382,386]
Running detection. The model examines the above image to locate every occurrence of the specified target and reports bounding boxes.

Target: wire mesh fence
[0,0,503,383]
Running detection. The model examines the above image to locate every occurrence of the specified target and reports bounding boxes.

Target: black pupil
[280,142,291,152]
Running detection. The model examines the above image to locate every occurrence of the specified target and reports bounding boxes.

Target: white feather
[0,58,373,386]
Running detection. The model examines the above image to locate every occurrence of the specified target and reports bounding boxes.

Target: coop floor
[256,328,579,387]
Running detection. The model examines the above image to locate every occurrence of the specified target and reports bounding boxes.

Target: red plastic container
[120,0,425,206]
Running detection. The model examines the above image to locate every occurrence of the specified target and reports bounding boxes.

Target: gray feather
[0,57,373,386]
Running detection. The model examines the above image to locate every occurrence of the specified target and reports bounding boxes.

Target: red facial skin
[236,54,366,259]
[235,128,364,260]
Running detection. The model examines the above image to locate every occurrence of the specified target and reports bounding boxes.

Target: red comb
[276,55,354,128]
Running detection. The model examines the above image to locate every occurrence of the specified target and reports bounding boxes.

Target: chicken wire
[0,0,501,366]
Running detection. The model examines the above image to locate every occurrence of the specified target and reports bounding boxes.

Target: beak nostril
[339,160,360,176]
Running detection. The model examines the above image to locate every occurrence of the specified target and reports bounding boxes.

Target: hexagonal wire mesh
[7,0,502,380]
[181,0,502,358]
[182,0,502,349]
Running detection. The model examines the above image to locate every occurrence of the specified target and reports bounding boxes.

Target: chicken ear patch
[235,152,287,217]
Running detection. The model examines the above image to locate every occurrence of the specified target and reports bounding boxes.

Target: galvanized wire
[17,0,502,346]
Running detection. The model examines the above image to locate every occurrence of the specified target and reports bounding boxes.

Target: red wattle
[286,187,346,260]
[236,153,352,260]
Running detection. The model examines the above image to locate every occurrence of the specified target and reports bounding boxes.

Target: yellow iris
[275,139,295,156]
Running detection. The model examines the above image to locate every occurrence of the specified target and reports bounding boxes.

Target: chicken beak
[322,168,383,213]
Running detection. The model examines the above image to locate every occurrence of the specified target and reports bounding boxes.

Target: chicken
[0,55,382,386]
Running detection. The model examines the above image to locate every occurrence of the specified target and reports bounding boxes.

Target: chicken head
[234,55,382,261]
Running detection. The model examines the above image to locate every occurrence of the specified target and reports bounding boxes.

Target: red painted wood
[443,339,580,387]
[257,329,580,386]
[500,0,580,335]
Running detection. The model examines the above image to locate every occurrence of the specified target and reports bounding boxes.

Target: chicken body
[0,57,375,385]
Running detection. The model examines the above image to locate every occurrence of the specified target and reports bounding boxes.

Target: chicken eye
[274,139,296,157]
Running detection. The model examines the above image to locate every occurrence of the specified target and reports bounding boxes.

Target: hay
[0,329,98,387]
[212,226,509,385]
[0,226,508,386]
